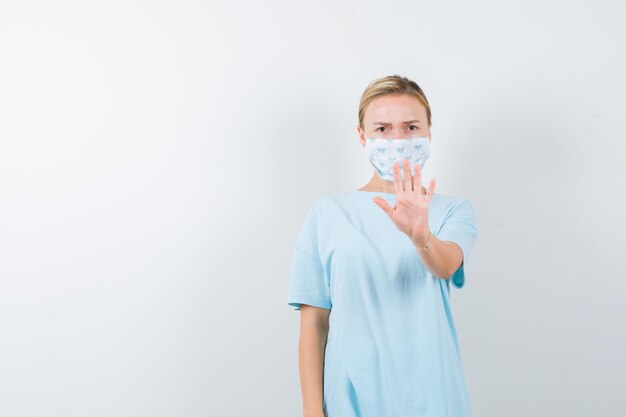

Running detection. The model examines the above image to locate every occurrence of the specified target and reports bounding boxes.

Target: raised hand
[372,159,436,246]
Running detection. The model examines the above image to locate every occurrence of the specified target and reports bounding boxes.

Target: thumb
[372,196,395,218]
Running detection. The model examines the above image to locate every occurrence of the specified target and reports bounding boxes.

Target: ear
[357,125,366,147]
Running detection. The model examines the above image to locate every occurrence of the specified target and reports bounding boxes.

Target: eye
[376,127,387,132]
[408,125,419,131]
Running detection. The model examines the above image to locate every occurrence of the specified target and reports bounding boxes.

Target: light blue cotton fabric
[287,190,479,417]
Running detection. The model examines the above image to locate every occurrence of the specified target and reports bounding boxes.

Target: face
[357,93,431,146]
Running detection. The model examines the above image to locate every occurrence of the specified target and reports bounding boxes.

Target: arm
[298,304,330,417]
[412,230,463,279]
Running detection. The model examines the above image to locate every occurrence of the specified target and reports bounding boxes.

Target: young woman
[287,74,479,417]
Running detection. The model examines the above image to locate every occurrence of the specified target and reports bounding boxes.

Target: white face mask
[364,136,431,182]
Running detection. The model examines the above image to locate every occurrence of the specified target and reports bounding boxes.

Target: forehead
[364,94,427,123]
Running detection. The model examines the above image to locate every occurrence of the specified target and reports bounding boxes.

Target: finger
[403,158,413,191]
[427,178,436,198]
[372,196,395,217]
[413,163,423,195]
[392,161,403,192]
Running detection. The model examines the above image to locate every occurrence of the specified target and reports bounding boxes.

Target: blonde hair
[358,74,432,129]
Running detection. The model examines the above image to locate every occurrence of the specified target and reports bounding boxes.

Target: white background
[1,1,625,416]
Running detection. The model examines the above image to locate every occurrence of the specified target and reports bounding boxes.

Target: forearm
[411,229,463,279]
[299,323,329,417]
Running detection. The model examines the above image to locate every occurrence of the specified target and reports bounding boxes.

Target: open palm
[372,159,435,245]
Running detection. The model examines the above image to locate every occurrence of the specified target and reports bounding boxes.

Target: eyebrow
[372,120,422,125]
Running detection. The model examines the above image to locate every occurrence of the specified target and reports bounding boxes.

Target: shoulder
[299,192,343,221]
[432,192,473,212]
[431,194,477,229]
[432,194,478,236]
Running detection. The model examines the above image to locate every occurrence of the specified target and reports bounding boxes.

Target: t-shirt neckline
[353,190,396,196]
[351,190,434,197]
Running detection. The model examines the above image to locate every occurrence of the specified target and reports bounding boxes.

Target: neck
[359,174,426,194]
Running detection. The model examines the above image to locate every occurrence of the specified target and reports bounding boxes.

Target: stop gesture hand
[372,159,435,246]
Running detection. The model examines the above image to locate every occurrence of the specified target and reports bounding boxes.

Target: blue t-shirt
[287,190,479,417]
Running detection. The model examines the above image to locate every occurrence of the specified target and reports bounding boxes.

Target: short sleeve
[436,198,479,289]
[286,199,332,311]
